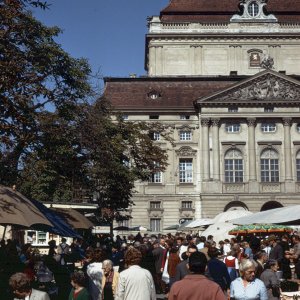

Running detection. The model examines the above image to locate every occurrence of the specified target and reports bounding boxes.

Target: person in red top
[168,252,226,300]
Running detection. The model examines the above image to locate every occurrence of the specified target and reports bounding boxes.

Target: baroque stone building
[104,0,300,232]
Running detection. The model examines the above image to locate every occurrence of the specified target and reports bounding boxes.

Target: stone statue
[260,54,274,69]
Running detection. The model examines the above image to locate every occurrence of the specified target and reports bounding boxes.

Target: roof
[103,77,240,111]
[160,0,300,23]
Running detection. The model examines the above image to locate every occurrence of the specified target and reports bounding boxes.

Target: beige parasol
[0,185,53,227]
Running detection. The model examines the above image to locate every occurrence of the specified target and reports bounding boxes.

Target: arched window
[296,151,300,182]
[224,149,244,183]
[248,1,259,17]
[260,149,279,182]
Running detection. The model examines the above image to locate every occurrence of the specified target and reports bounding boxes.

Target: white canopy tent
[231,205,300,225]
[212,210,253,223]
[185,218,213,228]
[201,222,236,244]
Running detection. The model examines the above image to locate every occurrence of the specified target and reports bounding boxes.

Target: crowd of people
[0,231,300,299]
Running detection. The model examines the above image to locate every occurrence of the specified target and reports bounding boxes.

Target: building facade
[104,0,300,232]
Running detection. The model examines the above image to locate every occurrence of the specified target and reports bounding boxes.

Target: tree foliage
[1,1,173,223]
[0,0,92,185]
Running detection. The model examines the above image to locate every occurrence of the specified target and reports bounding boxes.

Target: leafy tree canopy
[0,0,93,184]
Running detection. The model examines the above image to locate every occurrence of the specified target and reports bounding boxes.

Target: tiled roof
[103,77,239,111]
[160,0,300,23]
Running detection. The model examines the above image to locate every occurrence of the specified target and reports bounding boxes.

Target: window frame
[179,130,192,141]
[225,123,241,133]
[150,201,161,209]
[248,1,259,17]
[179,158,193,183]
[150,218,161,232]
[261,123,277,133]
[181,201,193,209]
[224,149,244,183]
[260,149,279,182]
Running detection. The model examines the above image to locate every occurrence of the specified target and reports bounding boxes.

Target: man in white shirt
[115,247,156,300]
[9,272,50,300]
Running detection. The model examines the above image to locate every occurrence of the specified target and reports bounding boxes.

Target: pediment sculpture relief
[175,146,197,157]
[218,74,300,101]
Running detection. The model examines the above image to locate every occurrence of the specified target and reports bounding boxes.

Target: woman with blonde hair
[102,259,119,300]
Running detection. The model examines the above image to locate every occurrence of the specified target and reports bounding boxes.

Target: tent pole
[2,225,7,240]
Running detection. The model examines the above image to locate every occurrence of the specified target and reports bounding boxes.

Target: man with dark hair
[115,248,156,300]
[9,272,50,300]
[174,244,198,282]
[169,252,226,300]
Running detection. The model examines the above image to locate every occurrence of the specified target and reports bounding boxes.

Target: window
[297,124,300,133]
[228,107,238,113]
[179,159,193,183]
[180,115,190,120]
[225,123,240,133]
[149,115,159,120]
[179,130,192,141]
[122,115,128,120]
[248,1,259,17]
[260,149,279,182]
[224,149,244,183]
[182,201,193,209]
[150,219,161,232]
[118,219,129,227]
[150,201,161,209]
[261,123,276,133]
[149,162,162,183]
[264,107,274,113]
[150,131,160,141]
[27,230,47,245]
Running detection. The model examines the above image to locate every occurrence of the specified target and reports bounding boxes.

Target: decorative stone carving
[211,118,220,127]
[175,146,197,157]
[247,118,256,127]
[282,117,292,127]
[261,183,281,193]
[230,0,278,23]
[260,54,274,69]
[201,118,210,127]
[212,74,300,102]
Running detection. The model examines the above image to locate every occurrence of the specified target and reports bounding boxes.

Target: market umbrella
[0,185,53,228]
[113,226,130,231]
[232,206,300,225]
[212,210,253,223]
[164,224,179,230]
[229,224,293,236]
[201,222,236,244]
[185,218,213,228]
[51,208,94,229]
[31,199,81,238]
[129,226,150,231]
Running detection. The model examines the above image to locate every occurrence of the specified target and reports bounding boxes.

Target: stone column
[247,118,257,181]
[211,118,220,181]
[201,118,210,181]
[283,117,293,181]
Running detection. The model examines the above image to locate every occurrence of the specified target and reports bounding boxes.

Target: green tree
[0,0,92,185]
[80,98,173,226]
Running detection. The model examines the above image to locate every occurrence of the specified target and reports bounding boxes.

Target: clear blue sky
[33,0,169,84]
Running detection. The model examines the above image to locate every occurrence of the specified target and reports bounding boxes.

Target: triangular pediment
[195,70,300,107]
